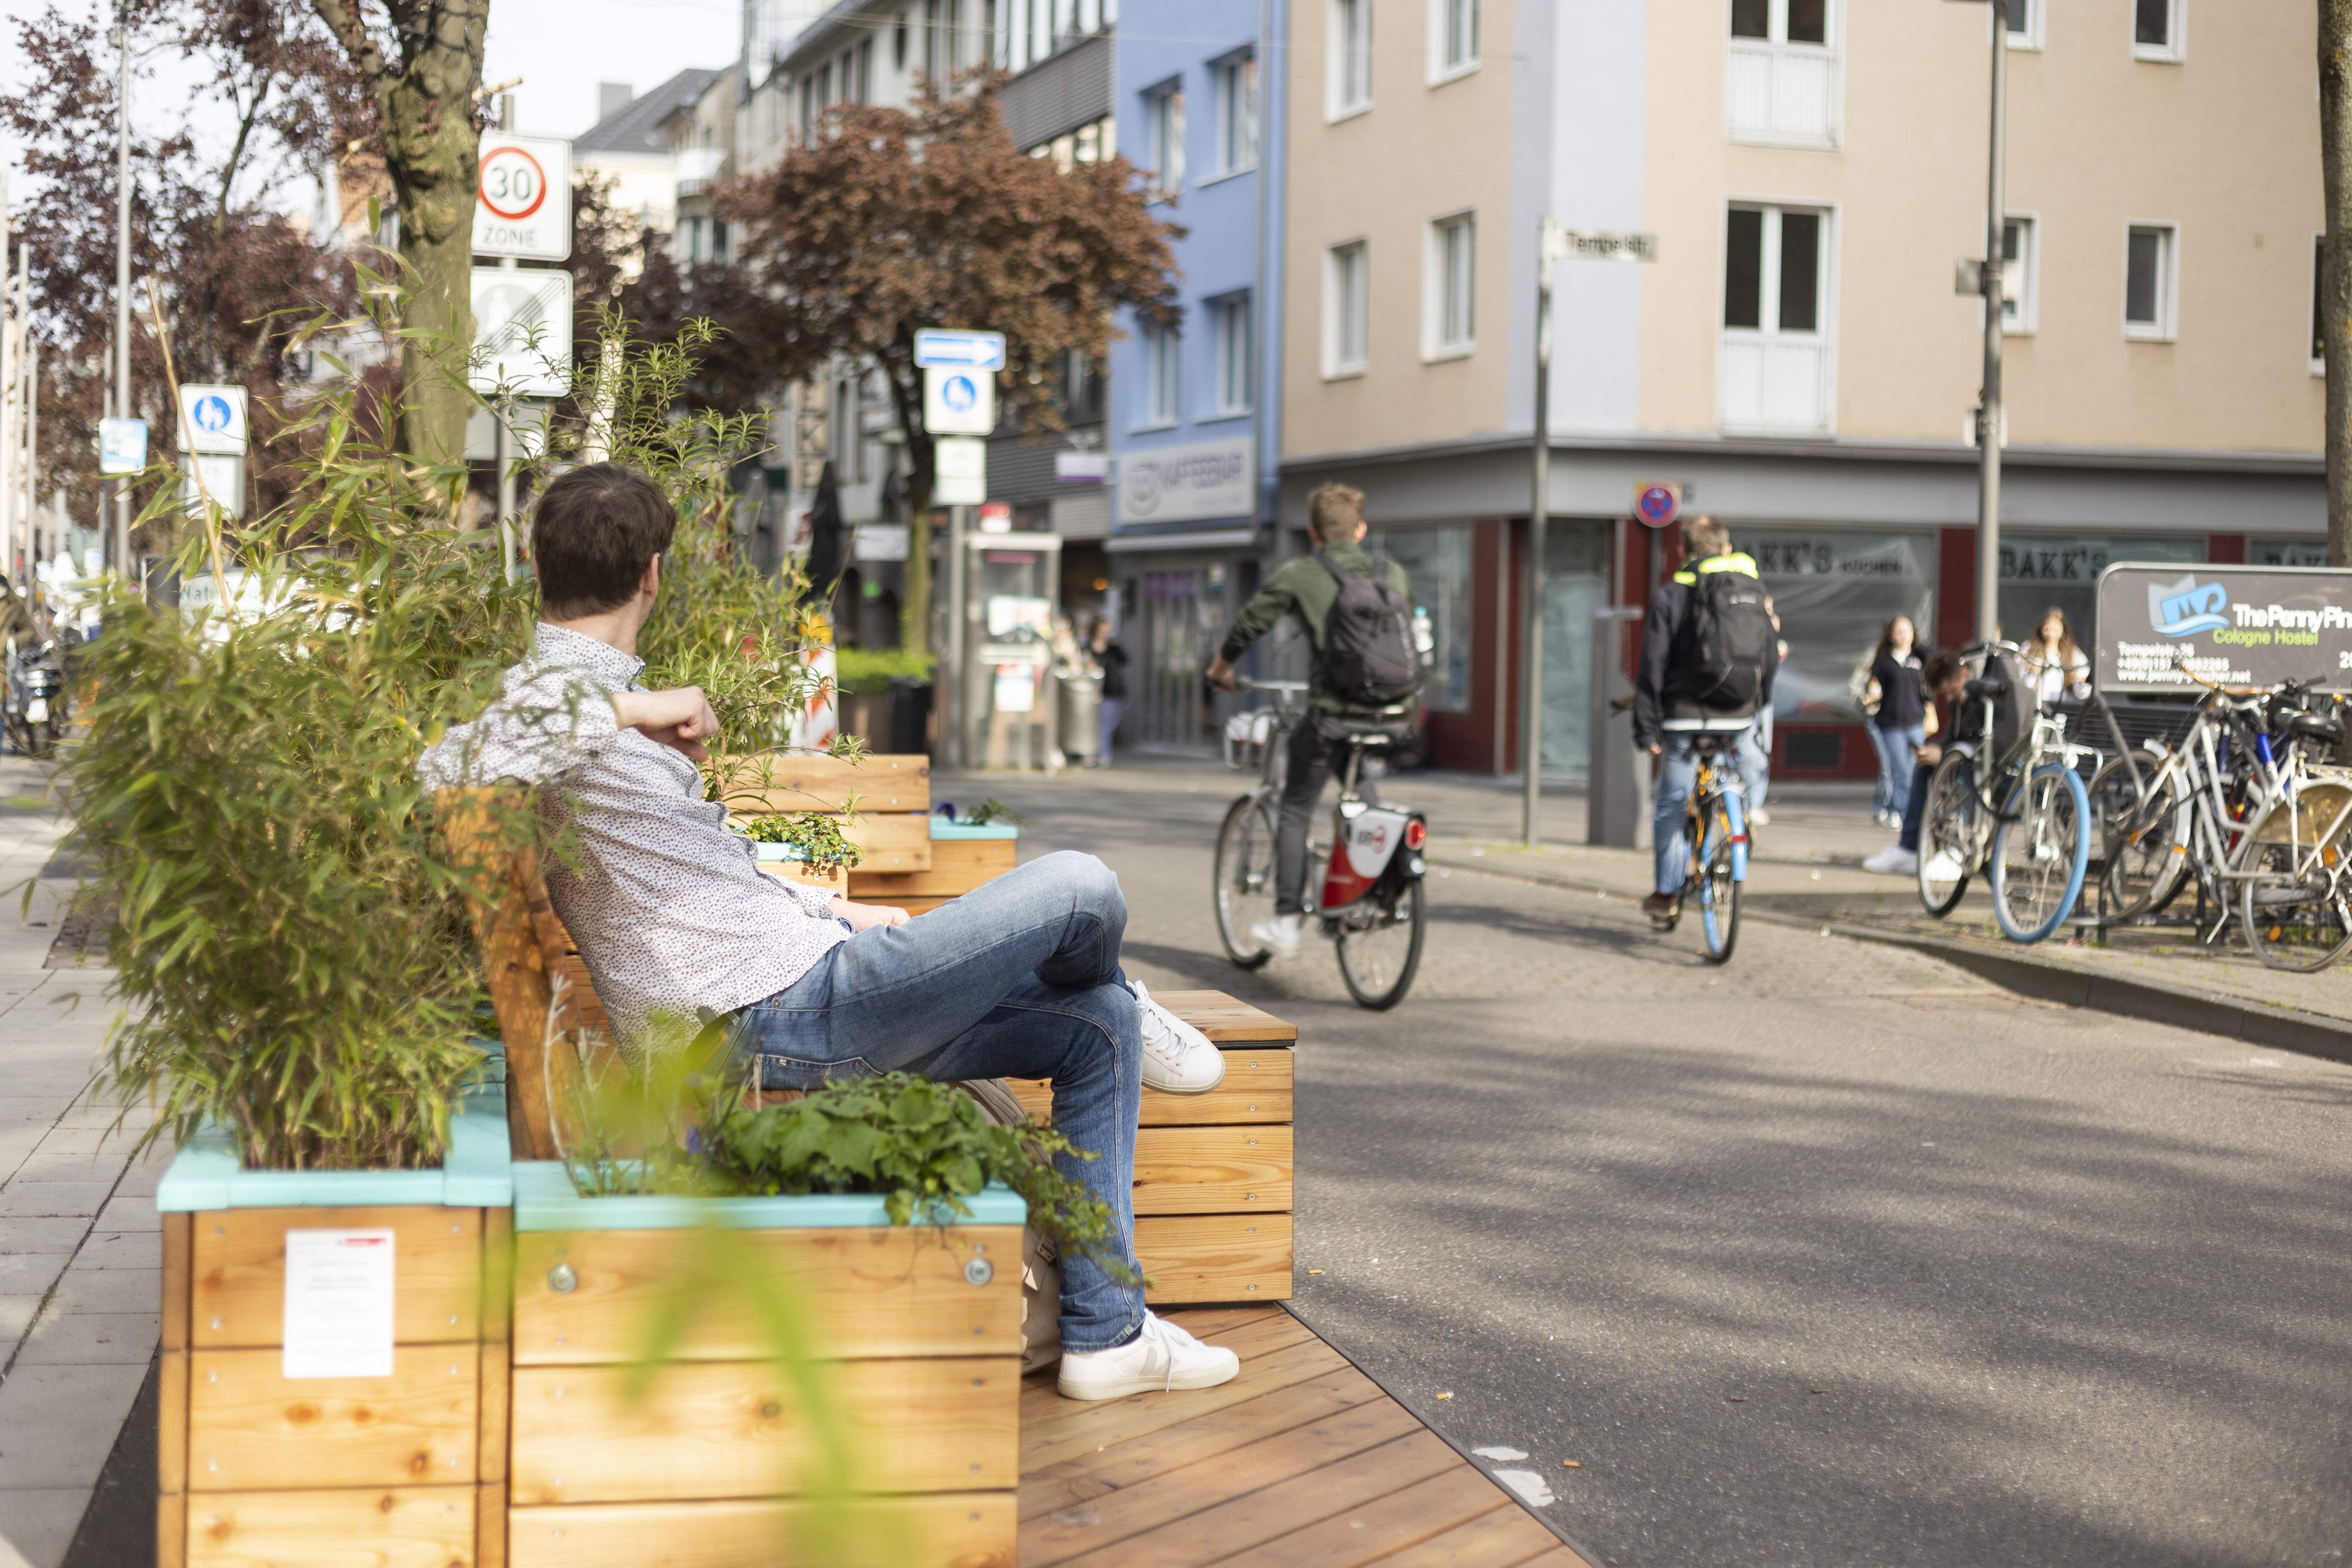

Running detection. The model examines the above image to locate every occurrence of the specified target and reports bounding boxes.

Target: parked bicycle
[1914,643,2098,942]
[1212,677,1430,1009]
[1647,714,1752,964]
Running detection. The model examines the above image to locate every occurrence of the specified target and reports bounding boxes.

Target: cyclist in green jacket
[1205,481,1412,959]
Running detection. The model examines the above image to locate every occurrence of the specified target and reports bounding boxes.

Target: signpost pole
[1522,221,1558,847]
[112,0,132,584]
[1974,0,2009,644]
[945,501,966,770]
[498,245,518,584]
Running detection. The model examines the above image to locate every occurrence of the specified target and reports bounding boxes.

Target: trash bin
[1058,671,1103,762]
[887,676,934,757]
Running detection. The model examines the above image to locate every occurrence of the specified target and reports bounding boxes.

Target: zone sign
[474,135,572,261]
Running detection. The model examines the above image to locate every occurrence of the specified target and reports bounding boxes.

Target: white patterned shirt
[419,623,844,1048]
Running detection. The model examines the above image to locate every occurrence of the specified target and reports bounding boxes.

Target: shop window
[1726,0,1838,149]
[1540,525,1611,771]
[1747,532,1936,722]
[2252,540,2329,567]
[1375,525,1472,713]
[1997,534,2205,651]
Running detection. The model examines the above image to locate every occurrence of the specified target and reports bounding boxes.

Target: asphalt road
[953,762,2352,1568]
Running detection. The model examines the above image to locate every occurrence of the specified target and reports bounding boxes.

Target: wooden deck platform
[1017,1307,1594,1568]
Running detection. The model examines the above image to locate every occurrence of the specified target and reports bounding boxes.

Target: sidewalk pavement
[0,754,158,1568]
[977,750,2352,1060]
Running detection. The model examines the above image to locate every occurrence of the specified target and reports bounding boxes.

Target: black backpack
[1315,551,1424,707]
[1686,568,1776,709]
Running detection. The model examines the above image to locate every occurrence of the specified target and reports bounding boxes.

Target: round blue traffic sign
[193,394,233,434]
[1635,484,1680,528]
[941,373,977,413]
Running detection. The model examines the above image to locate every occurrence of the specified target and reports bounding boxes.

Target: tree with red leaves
[718,75,1179,655]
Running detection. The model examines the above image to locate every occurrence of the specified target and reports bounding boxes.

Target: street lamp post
[1522,218,1560,847]
[112,0,133,582]
[1952,0,2011,643]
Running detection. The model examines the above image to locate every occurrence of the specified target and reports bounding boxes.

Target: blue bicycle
[1654,717,1752,964]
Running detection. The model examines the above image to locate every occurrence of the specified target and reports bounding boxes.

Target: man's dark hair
[1923,649,1966,689]
[531,464,677,618]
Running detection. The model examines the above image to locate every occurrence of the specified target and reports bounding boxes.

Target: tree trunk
[2325,0,2352,563]
[385,0,487,466]
[901,434,935,658]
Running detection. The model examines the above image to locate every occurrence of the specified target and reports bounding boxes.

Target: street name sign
[913,328,1006,371]
[177,384,248,454]
[925,364,997,436]
[1547,227,1660,263]
[473,135,573,261]
[98,417,147,475]
[470,267,574,397]
[934,434,988,505]
[2096,564,2352,692]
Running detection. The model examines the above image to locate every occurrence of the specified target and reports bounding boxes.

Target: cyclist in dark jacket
[1632,514,1778,920]
[1205,481,1411,960]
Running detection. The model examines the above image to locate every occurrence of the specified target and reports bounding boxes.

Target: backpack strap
[1314,549,1357,587]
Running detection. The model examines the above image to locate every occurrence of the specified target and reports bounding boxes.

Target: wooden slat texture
[160,1350,191,1494]
[840,811,933,872]
[712,753,931,815]
[848,838,1017,902]
[1133,1214,1292,1304]
[1150,991,1298,1044]
[510,1356,1020,1504]
[164,1213,193,1350]
[1005,1050,1292,1128]
[479,1337,512,1487]
[157,1490,186,1568]
[181,1485,478,1568]
[1015,1309,1590,1568]
[478,1480,508,1568]
[508,1493,1016,1568]
[187,1346,481,1492]
[513,1225,1025,1364]
[1131,1127,1292,1217]
[191,1206,483,1348]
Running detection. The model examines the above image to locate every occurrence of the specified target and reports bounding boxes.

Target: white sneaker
[1057,1311,1241,1400]
[1249,912,1304,959]
[1923,849,1965,883]
[1749,807,1771,827]
[1129,980,1225,1094]
[1862,844,1917,876]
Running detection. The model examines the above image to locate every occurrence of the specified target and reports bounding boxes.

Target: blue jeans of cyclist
[1653,732,1704,896]
[726,851,1146,1355]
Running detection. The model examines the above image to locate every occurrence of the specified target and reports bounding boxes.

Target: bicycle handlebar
[1235,678,1311,693]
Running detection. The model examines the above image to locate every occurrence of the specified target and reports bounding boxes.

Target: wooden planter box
[718,752,935,873]
[848,819,1017,916]
[154,1080,514,1568]
[502,1162,1026,1568]
[1008,989,1296,1306]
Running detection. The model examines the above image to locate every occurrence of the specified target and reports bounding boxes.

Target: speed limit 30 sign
[474,135,571,261]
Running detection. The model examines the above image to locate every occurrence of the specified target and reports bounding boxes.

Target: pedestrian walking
[1863,649,1969,875]
[2021,606,2090,705]
[1088,616,1128,768]
[1865,616,1925,829]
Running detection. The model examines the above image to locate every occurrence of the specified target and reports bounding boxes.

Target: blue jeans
[1096,696,1122,762]
[1898,758,1937,853]
[1653,732,1702,895]
[1736,714,1771,814]
[728,851,1146,1354]
[1874,723,1924,818]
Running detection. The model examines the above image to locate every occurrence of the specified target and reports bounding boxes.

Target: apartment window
[2001,215,2037,333]
[1210,294,1253,414]
[1144,81,1185,199]
[1141,323,1179,426]
[1427,213,1476,357]
[2124,223,2178,340]
[2134,0,2184,61]
[1725,0,1839,150]
[2314,236,2328,374]
[1212,54,1257,175]
[1720,203,1834,433]
[1329,0,1373,118]
[1326,240,1370,375]
[2006,0,2043,49]
[1431,0,1479,79]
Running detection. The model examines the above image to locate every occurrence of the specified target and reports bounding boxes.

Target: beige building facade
[1281,0,2327,778]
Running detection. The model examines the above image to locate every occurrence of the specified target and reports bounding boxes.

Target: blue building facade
[1107,0,1287,750]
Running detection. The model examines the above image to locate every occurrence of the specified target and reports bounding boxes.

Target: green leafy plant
[832,646,935,695]
[740,810,865,873]
[959,798,1027,828]
[708,1074,1138,1281]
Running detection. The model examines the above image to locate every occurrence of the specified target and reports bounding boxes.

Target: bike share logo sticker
[2149,575,2231,637]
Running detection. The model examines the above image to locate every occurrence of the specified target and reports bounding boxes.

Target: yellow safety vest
[1671,551,1760,588]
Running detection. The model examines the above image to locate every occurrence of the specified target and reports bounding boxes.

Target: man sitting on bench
[420,463,1238,1401]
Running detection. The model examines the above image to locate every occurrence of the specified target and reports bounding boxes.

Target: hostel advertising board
[2095,564,2352,693]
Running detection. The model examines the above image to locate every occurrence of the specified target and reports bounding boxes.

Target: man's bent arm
[1219,570,1302,663]
[1632,585,1677,753]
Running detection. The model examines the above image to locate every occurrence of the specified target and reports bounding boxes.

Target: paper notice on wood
[282,1228,396,1378]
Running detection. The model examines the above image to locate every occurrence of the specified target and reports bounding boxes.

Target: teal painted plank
[153,1081,515,1213]
[511,1161,1026,1232]
[929,820,1019,840]
[153,1134,238,1213]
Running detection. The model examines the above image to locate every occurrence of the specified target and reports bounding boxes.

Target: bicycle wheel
[1990,763,2092,943]
[1335,879,1425,1009]
[2239,842,2352,971]
[1696,799,1740,964]
[2091,757,2187,922]
[1915,751,1979,917]
[1212,796,1279,969]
